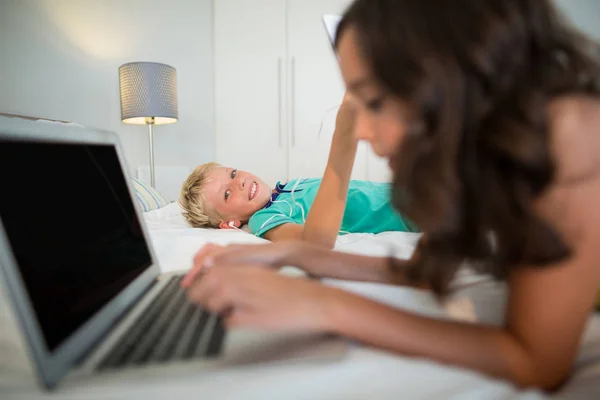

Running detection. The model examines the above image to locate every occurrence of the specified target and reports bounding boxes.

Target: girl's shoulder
[548,95,600,184]
[534,95,600,249]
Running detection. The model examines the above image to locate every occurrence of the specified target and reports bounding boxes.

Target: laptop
[0,115,347,390]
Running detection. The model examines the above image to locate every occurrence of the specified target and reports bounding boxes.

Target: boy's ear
[218,220,240,229]
[218,221,231,229]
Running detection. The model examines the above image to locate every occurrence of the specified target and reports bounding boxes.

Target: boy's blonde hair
[179,162,223,228]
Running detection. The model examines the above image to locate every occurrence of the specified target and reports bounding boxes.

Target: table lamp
[119,62,178,188]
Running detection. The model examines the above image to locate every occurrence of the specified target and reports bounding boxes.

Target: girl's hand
[181,241,310,288]
[186,265,337,331]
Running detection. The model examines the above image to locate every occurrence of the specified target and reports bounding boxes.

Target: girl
[183,0,600,390]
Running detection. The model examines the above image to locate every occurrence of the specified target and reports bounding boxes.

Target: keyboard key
[205,317,226,357]
[183,309,211,359]
[170,307,204,359]
[128,284,187,364]
[98,276,178,369]
[97,275,227,370]
[150,300,195,362]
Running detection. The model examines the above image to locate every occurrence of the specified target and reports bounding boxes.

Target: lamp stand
[146,117,156,188]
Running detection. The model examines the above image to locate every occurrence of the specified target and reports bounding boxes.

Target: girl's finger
[181,265,202,288]
[206,286,236,314]
[224,307,258,329]
[186,269,220,305]
[182,244,222,287]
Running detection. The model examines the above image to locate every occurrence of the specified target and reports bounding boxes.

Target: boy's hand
[333,92,357,142]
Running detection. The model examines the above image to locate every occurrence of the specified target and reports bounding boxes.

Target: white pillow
[131,177,169,212]
[143,202,191,229]
[144,201,184,220]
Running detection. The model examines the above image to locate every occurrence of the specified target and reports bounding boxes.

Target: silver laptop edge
[0,116,162,388]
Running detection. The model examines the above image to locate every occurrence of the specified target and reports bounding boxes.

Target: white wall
[0,0,214,176]
[555,0,600,40]
[0,0,596,181]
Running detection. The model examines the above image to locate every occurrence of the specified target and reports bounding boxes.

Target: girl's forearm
[288,246,421,285]
[322,288,566,390]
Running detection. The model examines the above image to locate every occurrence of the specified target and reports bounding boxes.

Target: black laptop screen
[0,140,152,352]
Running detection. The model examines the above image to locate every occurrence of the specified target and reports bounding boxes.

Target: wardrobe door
[367,153,393,182]
[214,0,288,187]
[285,0,366,181]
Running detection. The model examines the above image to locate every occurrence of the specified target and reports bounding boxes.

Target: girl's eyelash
[366,98,383,111]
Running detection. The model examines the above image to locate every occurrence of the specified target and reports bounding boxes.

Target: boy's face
[203,167,272,224]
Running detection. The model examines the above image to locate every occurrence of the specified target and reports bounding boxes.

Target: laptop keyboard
[98,275,225,370]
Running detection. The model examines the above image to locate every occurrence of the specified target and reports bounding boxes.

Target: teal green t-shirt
[248,178,417,238]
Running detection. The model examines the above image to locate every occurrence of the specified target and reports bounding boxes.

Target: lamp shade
[119,62,178,125]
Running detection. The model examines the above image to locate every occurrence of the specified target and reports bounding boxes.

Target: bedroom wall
[555,0,600,40]
[0,0,214,179]
[0,0,597,183]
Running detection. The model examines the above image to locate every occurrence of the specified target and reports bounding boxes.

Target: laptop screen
[0,140,152,352]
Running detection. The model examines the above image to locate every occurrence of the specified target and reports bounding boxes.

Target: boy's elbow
[505,349,571,392]
[264,224,304,242]
[268,224,336,249]
[301,232,336,249]
[512,366,569,392]
[313,239,336,250]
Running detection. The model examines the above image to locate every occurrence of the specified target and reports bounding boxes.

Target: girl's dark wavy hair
[336,0,600,295]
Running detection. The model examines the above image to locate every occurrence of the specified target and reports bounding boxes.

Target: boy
[179,97,416,248]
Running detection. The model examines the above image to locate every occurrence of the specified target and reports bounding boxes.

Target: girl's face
[337,27,414,170]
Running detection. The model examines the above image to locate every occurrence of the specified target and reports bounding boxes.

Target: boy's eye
[231,169,237,179]
[224,190,230,201]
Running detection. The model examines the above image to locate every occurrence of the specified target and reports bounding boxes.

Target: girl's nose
[354,110,374,142]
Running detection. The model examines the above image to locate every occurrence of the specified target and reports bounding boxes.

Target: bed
[141,203,600,399]
[1,201,599,399]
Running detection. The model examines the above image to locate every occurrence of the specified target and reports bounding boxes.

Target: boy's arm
[303,95,357,248]
[263,222,304,242]
[266,96,357,248]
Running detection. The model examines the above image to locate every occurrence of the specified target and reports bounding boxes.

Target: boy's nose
[238,177,246,190]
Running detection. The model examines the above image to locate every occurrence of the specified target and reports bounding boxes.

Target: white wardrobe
[214,0,391,187]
